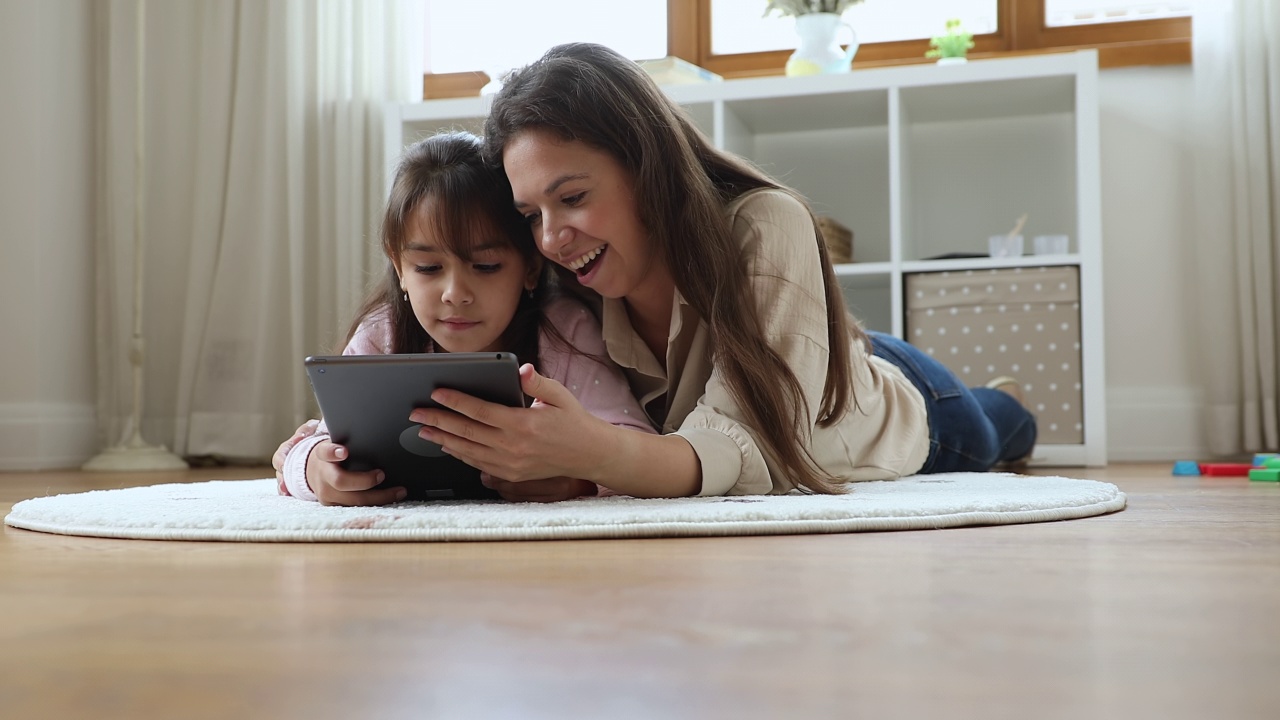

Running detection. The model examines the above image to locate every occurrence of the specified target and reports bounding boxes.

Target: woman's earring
[402,291,408,302]
[526,288,535,300]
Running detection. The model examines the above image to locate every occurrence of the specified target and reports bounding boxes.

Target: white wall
[0,10,1208,468]
[0,0,98,470]
[1097,65,1206,461]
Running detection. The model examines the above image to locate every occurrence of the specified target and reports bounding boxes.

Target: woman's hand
[412,364,701,499]
[304,440,407,507]
[410,364,615,485]
[481,474,598,503]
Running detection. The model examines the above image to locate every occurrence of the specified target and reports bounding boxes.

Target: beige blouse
[600,188,930,496]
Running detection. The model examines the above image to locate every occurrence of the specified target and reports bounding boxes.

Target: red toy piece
[1199,463,1253,477]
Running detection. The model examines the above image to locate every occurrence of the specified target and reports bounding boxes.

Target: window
[424,1,668,74]
[422,0,1190,98]
[1043,1,1192,27]
[421,0,670,98]
[711,0,1000,55]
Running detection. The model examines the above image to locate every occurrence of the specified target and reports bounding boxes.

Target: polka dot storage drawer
[905,266,1083,444]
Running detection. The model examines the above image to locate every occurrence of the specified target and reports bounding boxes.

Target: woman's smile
[567,244,608,282]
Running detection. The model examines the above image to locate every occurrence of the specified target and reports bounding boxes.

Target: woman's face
[503,129,658,301]
[398,203,539,354]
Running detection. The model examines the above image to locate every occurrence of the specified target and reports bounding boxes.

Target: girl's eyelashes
[412,262,502,274]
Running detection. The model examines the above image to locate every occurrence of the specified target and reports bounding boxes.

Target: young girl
[401,43,1036,502]
[277,131,652,506]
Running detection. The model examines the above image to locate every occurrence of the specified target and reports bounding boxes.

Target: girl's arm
[273,418,320,495]
[279,420,329,500]
[277,307,406,505]
[272,308,395,491]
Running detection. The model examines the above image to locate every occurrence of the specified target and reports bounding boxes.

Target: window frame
[422,0,1190,98]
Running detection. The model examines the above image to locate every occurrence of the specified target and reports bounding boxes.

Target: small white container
[1033,234,1070,255]
[988,234,1024,258]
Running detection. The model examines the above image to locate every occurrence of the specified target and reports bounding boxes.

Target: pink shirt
[281,297,654,501]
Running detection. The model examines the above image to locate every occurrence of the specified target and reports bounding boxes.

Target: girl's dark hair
[343,132,548,366]
[483,43,868,495]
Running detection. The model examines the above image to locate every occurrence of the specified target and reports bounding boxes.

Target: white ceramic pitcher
[786,12,859,77]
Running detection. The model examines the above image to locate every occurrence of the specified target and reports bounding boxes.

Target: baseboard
[1106,386,1207,462]
[0,402,98,471]
[0,390,1215,470]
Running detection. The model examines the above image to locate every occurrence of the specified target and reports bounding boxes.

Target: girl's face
[397,206,539,354]
[503,129,658,301]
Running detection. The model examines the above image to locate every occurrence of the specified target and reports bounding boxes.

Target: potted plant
[926,18,975,65]
[764,1,867,76]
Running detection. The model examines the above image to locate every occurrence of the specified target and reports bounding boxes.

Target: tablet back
[304,352,523,500]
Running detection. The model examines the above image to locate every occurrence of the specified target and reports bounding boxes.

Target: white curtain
[91,0,422,460]
[1192,0,1280,455]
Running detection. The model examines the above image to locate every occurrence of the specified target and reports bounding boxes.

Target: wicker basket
[816,216,853,265]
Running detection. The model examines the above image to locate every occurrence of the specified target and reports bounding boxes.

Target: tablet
[304,352,524,500]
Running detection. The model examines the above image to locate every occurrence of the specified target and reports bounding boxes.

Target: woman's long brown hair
[483,43,869,494]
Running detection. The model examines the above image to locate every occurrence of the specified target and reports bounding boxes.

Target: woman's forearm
[589,424,702,498]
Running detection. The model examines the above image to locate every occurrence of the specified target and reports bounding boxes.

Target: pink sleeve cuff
[282,433,328,503]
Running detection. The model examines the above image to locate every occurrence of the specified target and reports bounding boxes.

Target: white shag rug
[3,473,1125,543]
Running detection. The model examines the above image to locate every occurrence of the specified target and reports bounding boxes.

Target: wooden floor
[1,464,1277,720]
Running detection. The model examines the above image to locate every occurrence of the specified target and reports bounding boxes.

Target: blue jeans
[868,331,1036,473]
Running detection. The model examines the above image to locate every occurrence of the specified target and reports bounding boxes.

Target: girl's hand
[305,441,407,507]
[273,419,320,486]
[481,474,598,503]
[410,364,614,485]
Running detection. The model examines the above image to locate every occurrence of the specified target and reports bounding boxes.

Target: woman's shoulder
[725,187,809,223]
[724,188,818,270]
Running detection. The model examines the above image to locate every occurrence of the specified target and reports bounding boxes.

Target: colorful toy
[1173,455,1280,479]
[1199,463,1253,477]
[1246,455,1279,481]
[1248,468,1280,482]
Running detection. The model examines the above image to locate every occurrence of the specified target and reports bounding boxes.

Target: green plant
[926,18,975,59]
[763,0,865,18]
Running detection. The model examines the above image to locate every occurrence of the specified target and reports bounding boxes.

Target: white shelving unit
[384,50,1106,467]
